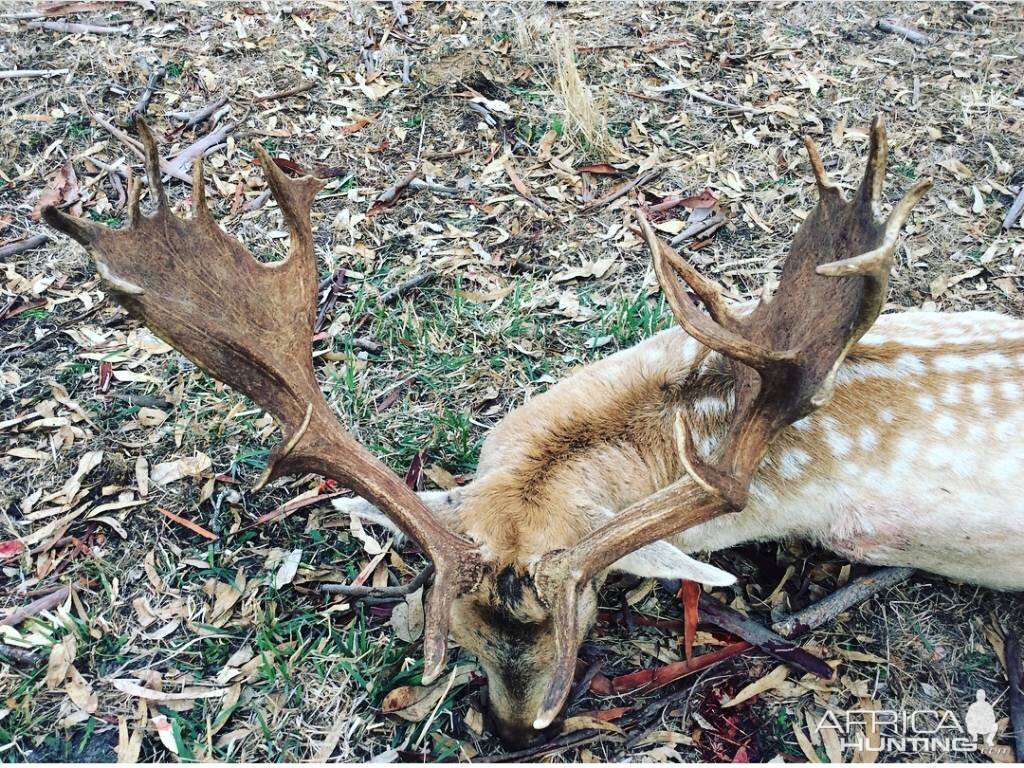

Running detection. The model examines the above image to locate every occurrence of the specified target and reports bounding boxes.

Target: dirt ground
[2,0,1023,762]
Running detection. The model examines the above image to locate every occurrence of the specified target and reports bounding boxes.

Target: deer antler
[530,115,932,729]
[42,120,481,682]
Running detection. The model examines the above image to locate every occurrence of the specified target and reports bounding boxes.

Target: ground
[2,0,1023,763]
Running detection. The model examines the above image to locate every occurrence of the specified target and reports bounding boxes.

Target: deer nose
[492,718,547,749]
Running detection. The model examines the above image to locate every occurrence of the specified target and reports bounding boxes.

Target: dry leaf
[723,664,789,707]
[380,666,474,722]
[150,452,212,485]
[46,634,77,689]
[111,678,226,701]
[66,666,98,713]
[274,548,303,589]
[151,714,179,754]
[389,586,425,642]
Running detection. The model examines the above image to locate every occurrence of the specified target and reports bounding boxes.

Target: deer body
[455,309,1024,592]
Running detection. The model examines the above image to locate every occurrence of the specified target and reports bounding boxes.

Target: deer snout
[489,711,556,749]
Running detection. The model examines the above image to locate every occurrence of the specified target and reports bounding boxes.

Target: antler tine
[135,118,167,210]
[803,136,840,195]
[859,114,888,210]
[127,174,142,226]
[191,156,208,218]
[637,210,796,371]
[635,209,739,331]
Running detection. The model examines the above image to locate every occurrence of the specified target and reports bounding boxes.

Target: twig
[0,585,71,627]
[391,0,408,28]
[27,20,130,34]
[686,88,770,116]
[240,189,271,213]
[1007,630,1024,762]
[771,566,915,638]
[0,68,68,79]
[1002,186,1024,231]
[379,270,436,304]
[369,163,422,214]
[124,61,166,124]
[156,506,218,541]
[0,643,41,667]
[877,19,930,45]
[254,81,314,102]
[409,179,462,196]
[321,564,433,598]
[169,95,228,128]
[0,234,48,259]
[668,213,727,246]
[583,168,662,212]
[698,596,832,679]
[164,122,236,177]
[6,87,46,110]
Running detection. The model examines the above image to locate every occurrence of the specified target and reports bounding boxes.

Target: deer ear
[611,541,736,586]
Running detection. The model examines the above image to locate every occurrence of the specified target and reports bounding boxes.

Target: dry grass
[1,0,1023,762]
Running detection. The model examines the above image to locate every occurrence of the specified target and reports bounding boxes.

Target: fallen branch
[877,19,930,45]
[321,564,433,598]
[27,20,129,34]
[582,168,662,212]
[6,87,46,110]
[0,68,68,79]
[0,585,71,627]
[368,163,421,215]
[591,640,750,695]
[698,596,833,679]
[1002,186,1024,231]
[1007,630,1024,762]
[164,121,236,178]
[254,80,314,102]
[0,643,41,667]
[124,61,166,124]
[669,213,727,246]
[379,270,436,304]
[0,234,48,259]
[169,95,228,128]
[686,88,770,116]
[771,566,915,638]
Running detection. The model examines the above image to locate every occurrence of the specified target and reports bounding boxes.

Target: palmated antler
[530,115,932,729]
[42,120,481,682]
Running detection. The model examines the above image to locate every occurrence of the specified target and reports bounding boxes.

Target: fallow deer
[43,117,1023,750]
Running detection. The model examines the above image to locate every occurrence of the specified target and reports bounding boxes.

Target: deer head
[43,116,929,748]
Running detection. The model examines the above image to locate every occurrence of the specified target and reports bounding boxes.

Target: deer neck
[458,327,736,563]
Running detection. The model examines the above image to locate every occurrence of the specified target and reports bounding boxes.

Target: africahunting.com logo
[813,690,1012,757]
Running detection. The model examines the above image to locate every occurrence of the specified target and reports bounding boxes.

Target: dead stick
[698,596,832,679]
[0,234,48,259]
[1002,187,1024,231]
[0,585,71,627]
[772,566,915,638]
[164,122,236,177]
[254,81,314,102]
[583,168,662,211]
[0,68,68,79]
[6,87,46,110]
[321,564,433,598]
[0,643,41,667]
[27,20,129,34]
[125,62,166,124]
[169,95,228,128]
[877,19,930,45]
[1007,631,1024,762]
[379,270,436,304]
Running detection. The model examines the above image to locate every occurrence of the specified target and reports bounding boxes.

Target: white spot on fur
[995,421,1015,441]
[999,381,1021,399]
[779,447,810,479]
[971,382,991,404]
[826,429,852,457]
[879,409,895,424]
[917,394,935,411]
[934,413,957,436]
[792,416,813,431]
[858,427,878,450]
[967,424,986,442]
[941,382,961,405]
